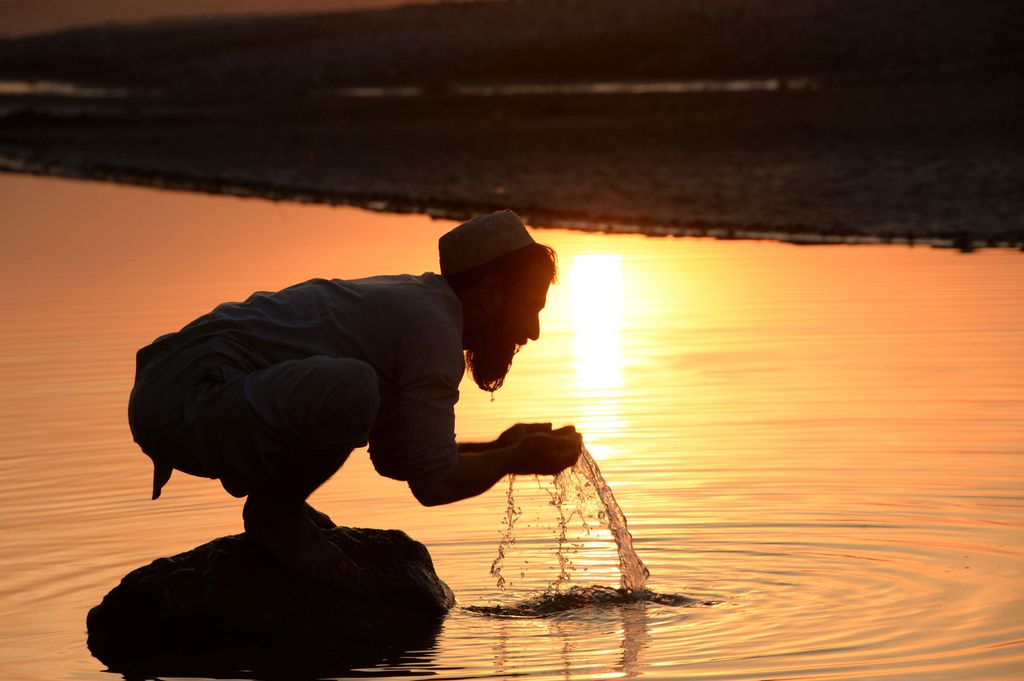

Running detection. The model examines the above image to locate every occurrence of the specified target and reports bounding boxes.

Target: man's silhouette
[128,210,582,583]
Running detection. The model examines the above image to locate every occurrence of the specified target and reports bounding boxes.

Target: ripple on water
[2,176,1022,680]
[464,585,711,618]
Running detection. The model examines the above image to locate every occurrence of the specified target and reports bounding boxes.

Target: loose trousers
[129,354,380,498]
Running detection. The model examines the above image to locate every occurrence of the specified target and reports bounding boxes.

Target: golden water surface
[0,175,1022,679]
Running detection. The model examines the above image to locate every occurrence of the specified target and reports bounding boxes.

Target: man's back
[136,273,463,382]
[130,272,466,493]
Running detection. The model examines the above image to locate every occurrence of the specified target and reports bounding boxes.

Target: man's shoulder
[337,272,447,292]
[336,272,459,319]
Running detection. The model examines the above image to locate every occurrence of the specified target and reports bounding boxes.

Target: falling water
[563,446,650,593]
[489,475,521,591]
[490,445,650,595]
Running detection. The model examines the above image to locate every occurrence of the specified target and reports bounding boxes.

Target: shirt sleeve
[368,316,463,483]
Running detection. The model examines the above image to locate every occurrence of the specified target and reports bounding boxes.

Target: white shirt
[137,273,465,483]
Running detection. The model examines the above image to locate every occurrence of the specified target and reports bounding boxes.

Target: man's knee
[321,357,380,433]
[244,355,380,452]
[297,356,379,449]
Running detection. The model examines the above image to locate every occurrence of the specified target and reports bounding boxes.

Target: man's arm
[408,424,581,507]
[455,441,496,453]
[456,421,550,453]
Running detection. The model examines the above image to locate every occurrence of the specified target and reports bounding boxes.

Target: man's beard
[465,328,521,393]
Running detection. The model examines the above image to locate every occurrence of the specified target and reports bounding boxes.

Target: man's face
[465,271,549,392]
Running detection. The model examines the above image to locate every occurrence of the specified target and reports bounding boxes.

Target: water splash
[466,585,701,618]
[491,445,650,594]
[480,447,704,619]
[489,475,521,590]
[563,446,650,593]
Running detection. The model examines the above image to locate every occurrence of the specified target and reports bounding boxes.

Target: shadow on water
[468,586,714,679]
[92,587,708,680]
[93,628,446,680]
[464,584,711,618]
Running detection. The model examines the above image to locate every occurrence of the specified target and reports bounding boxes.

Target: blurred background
[0,2,1022,680]
[1,0,1021,247]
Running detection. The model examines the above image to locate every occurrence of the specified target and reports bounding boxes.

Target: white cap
[438,210,535,275]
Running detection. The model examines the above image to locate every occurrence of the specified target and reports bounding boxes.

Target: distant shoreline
[2,0,1021,251]
[1,151,1013,252]
[3,82,1022,252]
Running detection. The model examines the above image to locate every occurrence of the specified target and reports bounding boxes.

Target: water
[0,77,820,105]
[0,80,137,98]
[1,174,1022,679]
[466,585,701,618]
[318,77,822,98]
[488,445,650,599]
[479,444,664,617]
[565,446,650,593]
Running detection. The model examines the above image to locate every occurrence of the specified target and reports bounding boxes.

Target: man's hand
[493,422,554,449]
[410,424,583,506]
[510,425,582,476]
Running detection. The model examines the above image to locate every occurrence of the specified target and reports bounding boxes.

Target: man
[128,210,582,584]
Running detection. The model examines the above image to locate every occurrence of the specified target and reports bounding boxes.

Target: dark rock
[87,526,454,675]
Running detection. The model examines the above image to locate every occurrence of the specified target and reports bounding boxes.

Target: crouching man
[128,210,582,583]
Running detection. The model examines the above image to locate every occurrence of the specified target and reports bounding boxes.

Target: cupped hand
[494,422,553,449]
[512,425,583,476]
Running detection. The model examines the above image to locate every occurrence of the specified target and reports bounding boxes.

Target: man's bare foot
[304,502,336,529]
[243,495,357,584]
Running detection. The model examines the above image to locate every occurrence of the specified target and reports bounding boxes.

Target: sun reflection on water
[571,254,625,392]
[570,254,627,459]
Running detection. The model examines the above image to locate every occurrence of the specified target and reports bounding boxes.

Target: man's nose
[527,315,540,342]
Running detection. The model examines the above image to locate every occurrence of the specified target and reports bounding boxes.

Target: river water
[1,174,1022,679]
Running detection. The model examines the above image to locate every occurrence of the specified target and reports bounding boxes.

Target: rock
[87,526,455,675]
